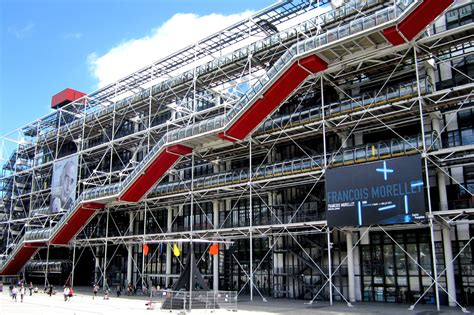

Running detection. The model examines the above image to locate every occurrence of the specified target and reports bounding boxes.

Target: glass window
[461,128,474,145]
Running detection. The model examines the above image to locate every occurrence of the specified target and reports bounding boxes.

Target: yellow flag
[173,244,180,257]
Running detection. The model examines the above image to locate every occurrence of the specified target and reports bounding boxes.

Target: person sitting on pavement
[68,287,74,300]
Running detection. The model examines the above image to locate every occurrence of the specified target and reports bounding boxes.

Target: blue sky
[0,0,274,138]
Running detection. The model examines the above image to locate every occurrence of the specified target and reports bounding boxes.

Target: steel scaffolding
[1,0,473,312]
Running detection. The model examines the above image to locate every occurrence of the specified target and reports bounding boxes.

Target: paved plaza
[0,287,471,314]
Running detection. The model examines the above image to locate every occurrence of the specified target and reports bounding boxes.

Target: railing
[258,78,433,134]
[154,290,237,311]
[425,2,474,37]
[24,227,51,242]
[0,240,25,270]
[154,132,438,197]
[25,260,72,273]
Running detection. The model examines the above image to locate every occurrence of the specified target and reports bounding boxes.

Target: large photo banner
[326,155,426,227]
[50,155,79,213]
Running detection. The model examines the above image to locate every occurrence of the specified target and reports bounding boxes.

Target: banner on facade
[50,154,79,213]
[326,155,426,227]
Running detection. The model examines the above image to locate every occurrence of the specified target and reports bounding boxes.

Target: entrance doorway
[360,230,441,304]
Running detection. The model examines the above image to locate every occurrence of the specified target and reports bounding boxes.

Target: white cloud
[64,32,83,40]
[88,11,253,88]
[8,22,35,39]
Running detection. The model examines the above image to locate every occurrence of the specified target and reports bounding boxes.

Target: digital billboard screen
[326,155,426,227]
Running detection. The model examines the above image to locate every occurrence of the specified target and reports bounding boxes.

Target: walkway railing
[151,290,237,311]
[153,132,438,197]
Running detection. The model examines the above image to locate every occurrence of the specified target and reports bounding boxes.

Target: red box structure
[51,88,86,109]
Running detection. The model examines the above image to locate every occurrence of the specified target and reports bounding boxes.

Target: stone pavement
[0,287,471,314]
[237,297,471,314]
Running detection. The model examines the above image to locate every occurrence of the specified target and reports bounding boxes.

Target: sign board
[326,155,426,227]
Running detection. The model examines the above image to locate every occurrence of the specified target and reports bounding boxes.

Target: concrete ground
[0,287,471,314]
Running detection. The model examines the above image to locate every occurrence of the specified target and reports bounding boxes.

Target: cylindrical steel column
[126,211,133,287]
[165,207,173,288]
[442,226,457,307]
[346,232,355,303]
[213,200,219,293]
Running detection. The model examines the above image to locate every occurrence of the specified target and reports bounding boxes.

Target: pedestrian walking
[116,285,121,297]
[20,285,25,302]
[93,284,99,299]
[103,289,109,300]
[11,286,17,301]
[29,282,33,296]
[63,286,70,301]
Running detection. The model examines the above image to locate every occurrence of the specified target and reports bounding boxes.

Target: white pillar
[431,112,442,136]
[214,93,221,108]
[71,242,76,288]
[267,148,276,164]
[346,232,356,303]
[424,58,437,92]
[102,209,109,290]
[437,169,448,211]
[95,246,100,285]
[354,132,363,146]
[126,212,133,286]
[327,228,333,305]
[431,112,442,149]
[213,200,219,292]
[442,226,457,307]
[165,206,173,287]
[339,132,349,148]
[432,114,445,214]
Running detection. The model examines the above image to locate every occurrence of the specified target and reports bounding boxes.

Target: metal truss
[1,0,473,312]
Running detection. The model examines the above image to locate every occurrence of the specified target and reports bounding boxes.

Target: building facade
[1,0,473,310]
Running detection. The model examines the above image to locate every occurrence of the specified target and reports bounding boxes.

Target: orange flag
[209,243,219,256]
